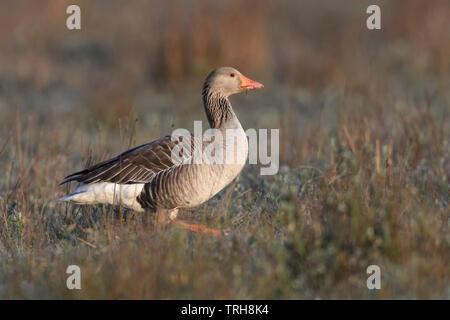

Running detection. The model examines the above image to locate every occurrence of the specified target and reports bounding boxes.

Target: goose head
[203,67,264,97]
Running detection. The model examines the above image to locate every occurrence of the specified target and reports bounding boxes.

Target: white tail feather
[58,183,145,212]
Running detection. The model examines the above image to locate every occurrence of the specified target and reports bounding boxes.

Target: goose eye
[230,73,235,77]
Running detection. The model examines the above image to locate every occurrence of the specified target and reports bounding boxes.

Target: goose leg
[154,211,167,231]
[171,220,230,237]
[155,208,230,237]
[153,208,176,232]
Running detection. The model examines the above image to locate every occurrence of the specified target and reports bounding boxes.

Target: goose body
[59,67,263,232]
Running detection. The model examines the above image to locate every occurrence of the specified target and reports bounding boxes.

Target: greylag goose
[59,67,263,236]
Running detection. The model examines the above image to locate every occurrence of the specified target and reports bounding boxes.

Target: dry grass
[0,0,449,299]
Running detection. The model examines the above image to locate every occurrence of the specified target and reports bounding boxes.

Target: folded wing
[61,134,193,185]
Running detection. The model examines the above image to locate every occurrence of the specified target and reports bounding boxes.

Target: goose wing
[61,134,193,185]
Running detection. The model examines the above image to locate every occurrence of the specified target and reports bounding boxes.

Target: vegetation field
[0,0,448,299]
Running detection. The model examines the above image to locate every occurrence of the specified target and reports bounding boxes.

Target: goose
[59,67,264,236]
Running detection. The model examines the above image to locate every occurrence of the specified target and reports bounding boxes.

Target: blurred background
[1,0,449,164]
[0,0,448,299]
[1,0,448,132]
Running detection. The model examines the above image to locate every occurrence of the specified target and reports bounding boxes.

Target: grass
[0,0,449,299]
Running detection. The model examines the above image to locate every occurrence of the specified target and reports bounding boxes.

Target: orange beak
[240,74,264,91]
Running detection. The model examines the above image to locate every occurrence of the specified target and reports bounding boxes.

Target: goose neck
[202,88,234,129]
